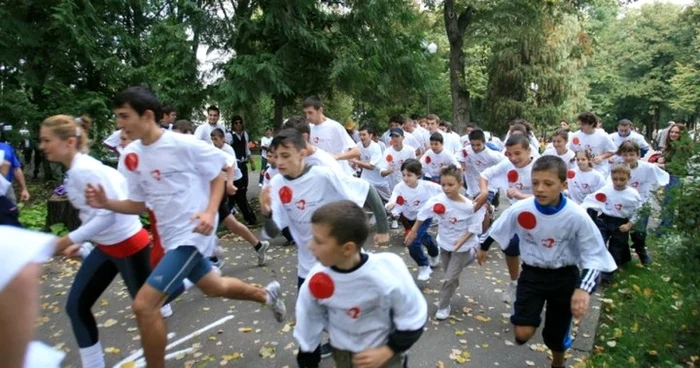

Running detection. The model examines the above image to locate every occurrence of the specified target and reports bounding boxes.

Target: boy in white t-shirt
[475,135,536,304]
[86,87,286,367]
[581,164,642,284]
[380,129,417,228]
[350,125,391,201]
[386,159,443,280]
[617,141,669,266]
[421,132,460,183]
[407,165,485,320]
[457,129,503,223]
[283,116,346,173]
[294,201,426,368]
[258,127,273,187]
[543,128,575,169]
[568,111,617,175]
[260,147,295,246]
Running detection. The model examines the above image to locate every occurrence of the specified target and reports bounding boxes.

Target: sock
[79,341,105,368]
[183,279,195,290]
[510,280,518,286]
[254,242,262,252]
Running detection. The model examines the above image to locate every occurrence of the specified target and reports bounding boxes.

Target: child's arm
[453,231,473,252]
[85,183,147,214]
[365,186,390,245]
[224,166,237,195]
[293,279,327,368]
[404,220,424,246]
[191,174,224,235]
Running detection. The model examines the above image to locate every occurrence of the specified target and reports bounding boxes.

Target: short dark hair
[618,119,633,127]
[616,140,640,155]
[410,114,421,121]
[401,158,422,176]
[577,111,598,126]
[173,119,193,133]
[533,155,567,182]
[207,105,220,113]
[551,128,568,141]
[426,113,439,121]
[271,128,306,151]
[231,115,243,125]
[282,116,310,136]
[466,122,477,129]
[302,96,323,110]
[211,128,225,138]
[429,132,444,143]
[389,115,405,125]
[505,134,530,149]
[162,105,174,115]
[359,125,376,137]
[611,163,631,178]
[509,123,528,135]
[311,200,369,251]
[113,86,162,120]
[469,129,486,142]
[440,164,463,183]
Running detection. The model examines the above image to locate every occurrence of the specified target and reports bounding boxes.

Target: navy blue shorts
[147,246,213,295]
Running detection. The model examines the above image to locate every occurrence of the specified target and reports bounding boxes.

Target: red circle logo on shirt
[572,137,580,145]
[567,170,576,179]
[517,211,537,230]
[396,196,405,205]
[279,186,293,204]
[386,154,394,163]
[425,155,432,164]
[507,170,519,183]
[595,193,607,202]
[433,203,446,215]
[265,172,271,180]
[309,272,334,299]
[125,153,139,172]
[462,149,468,158]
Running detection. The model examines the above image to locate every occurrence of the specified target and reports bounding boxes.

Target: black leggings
[66,246,151,348]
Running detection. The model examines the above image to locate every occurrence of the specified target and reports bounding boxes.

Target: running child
[294,201,427,368]
[380,128,416,229]
[581,163,642,284]
[282,117,345,173]
[475,134,536,304]
[260,145,295,245]
[542,128,575,169]
[86,87,286,368]
[568,111,617,175]
[566,150,606,204]
[420,132,459,183]
[616,140,669,265]
[386,159,443,281]
[406,165,485,320]
[477,155,616,368]
[350,125,391,201]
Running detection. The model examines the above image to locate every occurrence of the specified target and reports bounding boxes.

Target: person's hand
[657,157,665,164]
[352,346,394,368]
[85,184,108,208]
[404,230,417,246]
[62,243,83,258]
[260,185,272,216]
[385,202,396,212]
[386,166,395,174]
[20,189,30,201]
[593,155,603,165]
[374,233,390,246]
[477,249,488,265]
[474,192,488,211]
[226,182,237,196]
[506,188,520,199]
[191,211,215,235]
[619,222,633,232]
[571,288,590,318]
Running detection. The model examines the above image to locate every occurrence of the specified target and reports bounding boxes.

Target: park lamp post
[424,41,438,114]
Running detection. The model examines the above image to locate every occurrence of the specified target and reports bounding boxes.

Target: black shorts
[217,187,230,225]
[511,264,579,352]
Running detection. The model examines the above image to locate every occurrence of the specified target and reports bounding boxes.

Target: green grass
[587,239,699,367]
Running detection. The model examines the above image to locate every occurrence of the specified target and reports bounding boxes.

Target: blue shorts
[147,246,212,295]
[486,191,497,205]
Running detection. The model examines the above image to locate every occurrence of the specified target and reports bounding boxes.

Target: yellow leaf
[643,288,653,298]
[103,319,118,328]
[631,321,639,332]
[281,324,292,332]
[632,284,641,293]
[648,350,658,356]
[209,336,217,341]
[436,361,445,368]
[238,327,253,333]
[222,353,242,360]
[628,356,636,364]
[613,328,622,338]
[100,299,109,307]
[104,347,121,354]
[455,330,465,336]
[119,362,136,368]
[474,315,491,323]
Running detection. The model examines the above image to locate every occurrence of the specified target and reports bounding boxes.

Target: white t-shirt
[294,253,427,353]
[458,146,503,198]
[420,149,459,180]
[568,130,617,175]
[542,148,576,170]
[262,164,279,187]
[626,161,669,202]
[193,122,226,145]
[488,197,617,272]
[416,193,485,252]
[610,131,650,151]
[480,158,536,204]
[219,143,243,181]
[357,141,387,187]
[388,180,443,220]
[309,117,356,175]
[581,184,642,221]
[269,165,370,278]
[121,131,228,254]
[66,154,142,245]
[410,127,429,150]
[376,140,387,153]
[103,130,121,149]
[380,145,416,190]
[431,131,461,155]
[403,132,422,154]
[260,136,273,159]
[0,226,56,291]
[306,147,344,174]
[567,167,606,204]
[502,144,541,160]
[0,150,9,195]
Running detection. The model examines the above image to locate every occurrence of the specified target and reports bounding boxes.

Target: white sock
[510,280,518,286]
[183,279,194,290]
[79,341,105,368]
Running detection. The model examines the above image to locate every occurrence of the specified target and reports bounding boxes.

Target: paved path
[35,180,602,368]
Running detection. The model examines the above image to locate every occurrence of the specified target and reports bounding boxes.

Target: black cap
[389,128,404,137]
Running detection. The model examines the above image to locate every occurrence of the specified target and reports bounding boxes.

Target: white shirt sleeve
[486,205,517,249]
[415,196,438,222]
[245,132,252,158]
[387,254,428,330]
[68,214,115,244]
[293,275,328,352]
[193,124,207,142]
[321,167,370,206]
[188,139,229,182]
[574,210,618,273]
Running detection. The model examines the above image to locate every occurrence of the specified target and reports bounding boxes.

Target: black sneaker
[638,251,653,266]
[320,342,332,359]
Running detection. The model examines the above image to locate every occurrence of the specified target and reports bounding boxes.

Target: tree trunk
[46,195,81,232]
[273,95,285,131]
[444,0,472,133]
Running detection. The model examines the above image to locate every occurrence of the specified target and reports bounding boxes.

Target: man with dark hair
[380,115,423,155]
[160,105,177,130]
[609,119,650,160]
[568,111,617,175]
[194,105,226,145]
[228,115,257,226]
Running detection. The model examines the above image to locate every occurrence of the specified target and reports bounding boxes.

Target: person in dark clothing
[229,116,258,226]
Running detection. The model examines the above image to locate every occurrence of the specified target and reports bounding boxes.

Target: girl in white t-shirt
[407,165,485,320]
[543,129,575,169]
[40,115,153,368]
[567,150,606,204]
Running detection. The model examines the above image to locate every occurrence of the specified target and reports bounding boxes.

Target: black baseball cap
[389,128,404,137]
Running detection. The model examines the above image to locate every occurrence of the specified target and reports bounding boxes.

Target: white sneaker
[391,219,399,229]
[79,242,94,259]
[257,241,270,266]
[160,304,173,318]
[417,266,432,281]
[429,250,440,267]
[258,183,263,188]
[435,306,451,320]
[264,281,287,322]
[502,281,517,304]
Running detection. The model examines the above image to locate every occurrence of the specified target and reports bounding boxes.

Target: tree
[443,0,473,131]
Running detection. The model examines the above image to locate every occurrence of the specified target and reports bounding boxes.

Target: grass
[586,238,699,367]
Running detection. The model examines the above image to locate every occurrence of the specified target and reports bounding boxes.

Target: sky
[628,0,694,7]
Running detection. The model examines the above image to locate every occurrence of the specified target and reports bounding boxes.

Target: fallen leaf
[474,315,491,323]
[222,353,242,361]
[643,288,653,298]
[281,324,292,332]
[648,350,658,356]
[103,319,118,328]
[259,347,275,359]
[455,330,465,336]
[525,360,535,366]
[104,347,121,354]
[606,341,617,348]
[238,327,253,333]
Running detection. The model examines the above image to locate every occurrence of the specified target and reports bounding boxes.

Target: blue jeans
[659,175,681,229]
[401,216,439,267]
